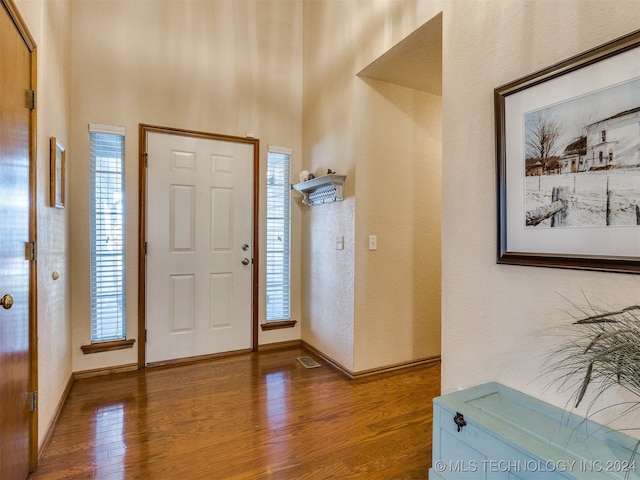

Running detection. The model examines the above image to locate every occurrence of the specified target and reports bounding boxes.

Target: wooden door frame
[138,124,259,368]
[1,0,38,471]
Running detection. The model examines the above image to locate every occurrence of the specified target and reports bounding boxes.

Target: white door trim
[138,124,259,367]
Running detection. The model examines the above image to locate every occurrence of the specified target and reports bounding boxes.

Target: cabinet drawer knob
[454,412,467,432]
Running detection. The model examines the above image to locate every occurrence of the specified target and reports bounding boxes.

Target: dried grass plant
[543,297,640,478]
[546,299,640,424]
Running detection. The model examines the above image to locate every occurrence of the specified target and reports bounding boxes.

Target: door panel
[0,1,34,477]
[145,131,255,364]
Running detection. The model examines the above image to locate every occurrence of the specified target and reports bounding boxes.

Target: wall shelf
[292,174,346,206]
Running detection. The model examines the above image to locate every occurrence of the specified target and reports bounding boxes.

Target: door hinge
[29,391,37,412]
[25,241,36,261]
[145,329,147,343]
[145,242,148,255]
[28,90,36,110]
[144,152,148,167]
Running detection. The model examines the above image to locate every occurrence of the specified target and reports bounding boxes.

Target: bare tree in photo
[525,110,564,174]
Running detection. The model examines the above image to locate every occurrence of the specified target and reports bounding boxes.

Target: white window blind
[89,123,126,342]
[266,146,291,322]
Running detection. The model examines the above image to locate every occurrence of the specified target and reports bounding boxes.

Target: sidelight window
[266,146,291,322]
[89,123,126,342]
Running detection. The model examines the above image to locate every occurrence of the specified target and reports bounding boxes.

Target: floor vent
[296,356,321,369]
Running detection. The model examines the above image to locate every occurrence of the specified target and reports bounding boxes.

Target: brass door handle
[0,293,14,310]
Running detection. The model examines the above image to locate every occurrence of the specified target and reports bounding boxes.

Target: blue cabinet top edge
[433,382,640,478]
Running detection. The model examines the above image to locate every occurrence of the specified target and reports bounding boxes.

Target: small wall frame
[50,137,66,208]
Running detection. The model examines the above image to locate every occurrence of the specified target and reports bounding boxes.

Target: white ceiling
[358,12,442,96]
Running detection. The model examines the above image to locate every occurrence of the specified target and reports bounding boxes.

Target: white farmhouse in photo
[581,106,640,171]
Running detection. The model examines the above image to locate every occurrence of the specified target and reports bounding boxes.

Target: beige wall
[354,81,441,372]
[68,0,303,373]
[16,0,73,450]
[440,0,640,432]
[300,0,356,369]
[302,0,442,373]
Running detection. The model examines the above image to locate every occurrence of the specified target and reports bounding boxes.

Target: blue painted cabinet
[430,383,640,479]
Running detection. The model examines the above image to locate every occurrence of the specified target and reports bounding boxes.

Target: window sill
[81,339,136,354]
[260,320,297,331]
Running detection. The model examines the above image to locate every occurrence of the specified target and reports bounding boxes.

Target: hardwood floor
[29,347,440,480]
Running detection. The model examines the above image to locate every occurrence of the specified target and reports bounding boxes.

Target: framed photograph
[496,29,640,273]
[50,137,65,208]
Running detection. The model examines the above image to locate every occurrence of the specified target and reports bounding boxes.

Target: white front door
[145,130,255,364]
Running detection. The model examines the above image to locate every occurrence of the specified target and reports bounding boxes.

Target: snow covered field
[525,168,640,228]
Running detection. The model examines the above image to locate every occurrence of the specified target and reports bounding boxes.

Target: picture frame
[495,29,640,273]
[50,137,65,208]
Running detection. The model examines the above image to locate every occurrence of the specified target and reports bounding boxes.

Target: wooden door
[142,127,258,364]
[0,0,36,477]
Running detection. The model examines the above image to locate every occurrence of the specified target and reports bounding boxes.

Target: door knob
[0,293,14,310]
[242,244,250,251]
[241,258,250,266]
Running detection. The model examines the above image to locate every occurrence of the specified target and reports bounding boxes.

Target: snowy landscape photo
[524,78,640,229]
